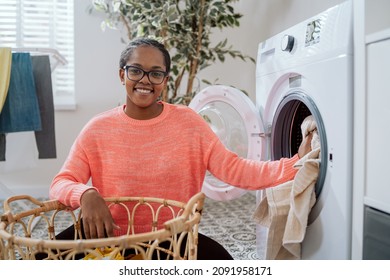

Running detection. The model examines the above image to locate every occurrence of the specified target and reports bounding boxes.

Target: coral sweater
[50,102,299,234]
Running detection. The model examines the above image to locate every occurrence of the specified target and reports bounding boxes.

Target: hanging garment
[0,52,42,133]
[252,115,320,259]
[0,133,5,161]
[0,48,12,113]
[31,55,57,159]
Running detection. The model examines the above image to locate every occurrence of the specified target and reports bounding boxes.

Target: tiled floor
[199,192,263,260]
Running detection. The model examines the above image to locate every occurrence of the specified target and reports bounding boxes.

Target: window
[0,0,75,110]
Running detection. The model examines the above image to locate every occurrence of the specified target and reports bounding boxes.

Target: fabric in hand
[253,115,320,259]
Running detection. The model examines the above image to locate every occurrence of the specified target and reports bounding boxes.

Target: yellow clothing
[0,48,12,113]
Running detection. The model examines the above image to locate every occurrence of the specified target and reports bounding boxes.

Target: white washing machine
[189,1,353,259]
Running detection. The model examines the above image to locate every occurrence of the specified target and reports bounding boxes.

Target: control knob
[281,35,295,52]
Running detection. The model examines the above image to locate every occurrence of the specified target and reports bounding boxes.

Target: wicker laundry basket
[0,192,205,260]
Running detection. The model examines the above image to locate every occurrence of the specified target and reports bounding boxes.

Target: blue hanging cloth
[0,52,42,133]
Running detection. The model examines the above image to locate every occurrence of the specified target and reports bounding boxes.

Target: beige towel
[253,179,294,259]
[253,115,320,259]
[283,148,320,258]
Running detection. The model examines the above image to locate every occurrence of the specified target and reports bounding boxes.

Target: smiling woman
[48,37,311,260]
[119,39,169,120]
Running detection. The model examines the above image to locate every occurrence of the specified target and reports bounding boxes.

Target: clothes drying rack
[0,47,67,228]
[11,47,68,72]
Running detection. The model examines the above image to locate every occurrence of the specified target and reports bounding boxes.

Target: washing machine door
[188,85,265,201]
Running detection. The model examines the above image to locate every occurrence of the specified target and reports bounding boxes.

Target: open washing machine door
[188,85,265,201]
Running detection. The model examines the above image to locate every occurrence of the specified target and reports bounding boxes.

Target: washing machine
[189,1,353,259]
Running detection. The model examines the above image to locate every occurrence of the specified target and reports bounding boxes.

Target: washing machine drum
[271,92,328,205]
[188,85,265,201]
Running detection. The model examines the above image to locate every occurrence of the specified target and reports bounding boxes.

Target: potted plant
[90,0,254,105]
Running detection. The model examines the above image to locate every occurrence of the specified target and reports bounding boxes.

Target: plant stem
[185,0,205,103]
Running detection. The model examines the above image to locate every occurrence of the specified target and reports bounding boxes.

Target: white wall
[365,0,390,35]
[0,0,344,199]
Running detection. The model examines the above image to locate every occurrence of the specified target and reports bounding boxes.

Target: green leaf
[143,2,152,10]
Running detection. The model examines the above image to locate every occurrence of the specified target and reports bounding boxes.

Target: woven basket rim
[0,192,205,250]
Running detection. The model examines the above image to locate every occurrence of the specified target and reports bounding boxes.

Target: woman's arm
[206,132,313,190]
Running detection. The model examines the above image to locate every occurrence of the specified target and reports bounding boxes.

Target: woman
[50,38,312,259]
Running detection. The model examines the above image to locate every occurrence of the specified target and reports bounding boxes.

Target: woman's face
[119,46,168,113]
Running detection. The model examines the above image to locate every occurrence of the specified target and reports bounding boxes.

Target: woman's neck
[124,102,163,120]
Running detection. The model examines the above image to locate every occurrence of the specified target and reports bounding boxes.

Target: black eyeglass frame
[122,65,168,85]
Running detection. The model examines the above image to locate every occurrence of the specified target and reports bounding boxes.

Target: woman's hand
[80,189,120,239]
[298,130,314,158]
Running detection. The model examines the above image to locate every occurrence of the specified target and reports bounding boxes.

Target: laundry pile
[253,115,320,260]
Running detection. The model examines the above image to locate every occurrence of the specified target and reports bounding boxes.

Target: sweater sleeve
[49,138,97,209]
[206,139,299,190]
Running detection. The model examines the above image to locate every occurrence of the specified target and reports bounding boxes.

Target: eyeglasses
[123,65,167,85]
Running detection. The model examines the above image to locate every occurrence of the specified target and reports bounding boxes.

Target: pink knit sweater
[50,102,299,234]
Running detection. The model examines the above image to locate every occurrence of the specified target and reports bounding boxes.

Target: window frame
[0,0,76,110]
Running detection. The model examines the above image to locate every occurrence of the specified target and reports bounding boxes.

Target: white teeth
[136,88,152,94]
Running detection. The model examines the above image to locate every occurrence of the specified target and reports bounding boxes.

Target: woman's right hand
[80,189,120,239]
[298,130,314,158]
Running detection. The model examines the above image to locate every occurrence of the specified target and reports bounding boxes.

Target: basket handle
[163,192,205,234]
[179,192,205,219]
[1,195,66,223]
[2,195,45,213]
